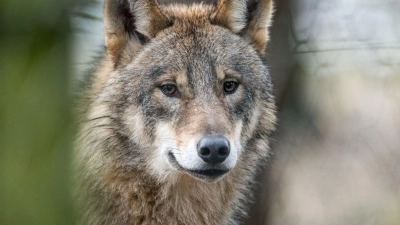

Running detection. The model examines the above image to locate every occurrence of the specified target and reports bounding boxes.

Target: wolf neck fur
[99,161,242,225]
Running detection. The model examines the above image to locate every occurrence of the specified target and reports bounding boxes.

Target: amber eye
[161,84,179,97]
[223,81,238,94]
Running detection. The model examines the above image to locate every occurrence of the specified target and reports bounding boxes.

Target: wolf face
[92,1,275,183]
[77,0,275,223]
[122,27,268,181]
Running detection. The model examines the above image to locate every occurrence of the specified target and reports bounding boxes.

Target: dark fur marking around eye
[148,66,165,79]
[229,86,255,119]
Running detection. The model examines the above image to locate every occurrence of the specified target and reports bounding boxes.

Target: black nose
[197,136,230,164]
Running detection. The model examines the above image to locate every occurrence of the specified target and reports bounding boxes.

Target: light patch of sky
[290,0,400,77]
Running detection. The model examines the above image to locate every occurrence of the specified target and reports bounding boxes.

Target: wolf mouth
[167,152,229,180]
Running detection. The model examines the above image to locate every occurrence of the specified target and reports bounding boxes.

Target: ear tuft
[211,0,248,33]
[211,0,274,55]
[130,0,172,38]
[104,0,171,64]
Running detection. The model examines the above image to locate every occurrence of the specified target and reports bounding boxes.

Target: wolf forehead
[130,17,264,70]
[129,34,267,85]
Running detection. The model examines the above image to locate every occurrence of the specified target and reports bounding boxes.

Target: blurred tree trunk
[243,0,295,224]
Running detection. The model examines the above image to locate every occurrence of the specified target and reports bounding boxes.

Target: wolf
[75,0,276,224]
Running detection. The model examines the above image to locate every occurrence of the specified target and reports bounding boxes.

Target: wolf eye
[223,81,238,94]
[161,84,180,97]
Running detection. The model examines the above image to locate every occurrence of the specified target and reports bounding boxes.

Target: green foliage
[0,0,78,224]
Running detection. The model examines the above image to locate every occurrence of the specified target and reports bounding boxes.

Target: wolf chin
[75,0,276,224]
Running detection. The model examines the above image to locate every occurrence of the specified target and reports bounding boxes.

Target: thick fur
[75,0,276,224]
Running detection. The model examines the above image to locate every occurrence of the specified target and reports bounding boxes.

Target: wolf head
[87,0,276,183]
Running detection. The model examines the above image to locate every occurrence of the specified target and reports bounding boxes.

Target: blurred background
[1,0,399,224]
[0,0,75,224]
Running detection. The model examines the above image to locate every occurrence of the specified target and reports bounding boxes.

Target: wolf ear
[211,0,274,55]
[104,0,171,63]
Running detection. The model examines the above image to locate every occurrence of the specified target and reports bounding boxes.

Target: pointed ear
[104,0,171,64]
[211,0,274,55]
